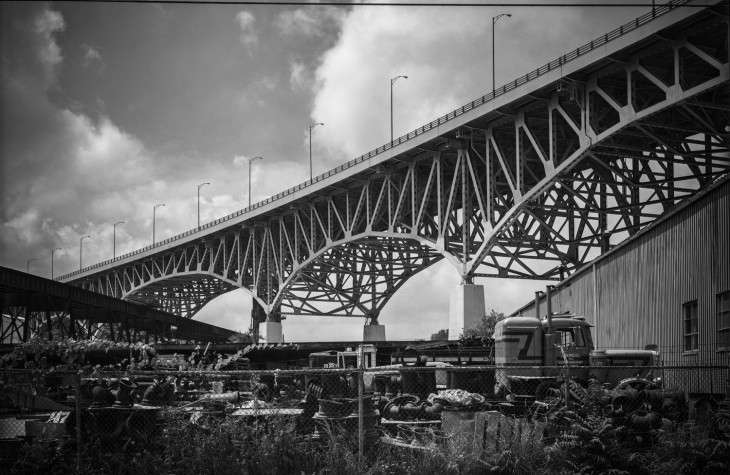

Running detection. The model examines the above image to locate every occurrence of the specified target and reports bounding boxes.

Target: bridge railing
[57,0,692,281]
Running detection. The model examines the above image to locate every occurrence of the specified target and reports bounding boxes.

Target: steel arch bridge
[59,1,730,330]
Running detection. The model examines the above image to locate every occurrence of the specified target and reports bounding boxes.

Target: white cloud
[232,154,249,168]
[275,6,344,38]
[233,77,278,108]
[235,10,257,48]
[81,44,102,69]
[289,60,309,90]
[309,5,595,166]
[1,6,252,282]
[32,8,65,78]
[261,76,277,90]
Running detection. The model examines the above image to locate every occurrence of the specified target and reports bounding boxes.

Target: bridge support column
[363,312,386,341]
[448,283,485,340]
[363,325,386,341]
[259,320,283,343]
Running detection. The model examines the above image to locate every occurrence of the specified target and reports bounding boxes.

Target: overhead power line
[34,0,715,7]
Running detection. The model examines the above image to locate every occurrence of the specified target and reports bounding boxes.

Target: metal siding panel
[508,180,729,392]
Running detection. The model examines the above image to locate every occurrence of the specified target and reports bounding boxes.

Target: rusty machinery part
[642,389,688,422]
[708,402,730,441]
[140,379,175,406]
[111,378,138,407]
[494,381,511,401]
[564,380,589,406]
[627,409,663,433]
[90,384,115,408]
[315,396,375,418]
[400,346,428,367]
[252,382,272,402]
[586,378,606,401]
[429,389,486,411]
[381,394,419,420]
[306,377,322,394]
[317,398,356,418]
[610,387,643,416]
[381,398,443,421]
[535,380,563,403]
[616,377,658,392]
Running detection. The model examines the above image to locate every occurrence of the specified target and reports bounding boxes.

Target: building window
[718,291,730,350]
[683,300,698,352]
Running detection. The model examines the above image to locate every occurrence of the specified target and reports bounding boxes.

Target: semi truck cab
[495,313,660,397]
[494,314,593,369]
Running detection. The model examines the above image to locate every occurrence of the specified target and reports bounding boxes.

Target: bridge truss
[0,266,235,345]
[61,2,730,329]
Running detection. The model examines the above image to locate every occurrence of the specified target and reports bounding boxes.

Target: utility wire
[16,0,713,7]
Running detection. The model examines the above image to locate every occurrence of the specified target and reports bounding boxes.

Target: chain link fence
[1,359,730,473]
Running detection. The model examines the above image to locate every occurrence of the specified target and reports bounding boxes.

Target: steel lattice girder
[65,7,730,319]
[0,266,235,343]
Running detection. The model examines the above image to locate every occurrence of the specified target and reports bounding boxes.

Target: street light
[79,235,90,270]
[248,156,263,207]
[51,247,61,279]
[153,204,165,245]
[492,13,511,97]
[113,221,125,259]
[390,75,408,145]
[27,258,37,274]
[197,182,210,228]
[309,123,323,181]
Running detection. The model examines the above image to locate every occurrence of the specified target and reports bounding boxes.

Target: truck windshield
[339,354,358,368]
[557,327,591,348]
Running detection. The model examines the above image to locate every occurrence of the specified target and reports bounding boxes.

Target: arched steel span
[60,2,730,325]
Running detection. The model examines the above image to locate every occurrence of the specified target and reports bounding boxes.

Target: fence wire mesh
[1,359,730,474]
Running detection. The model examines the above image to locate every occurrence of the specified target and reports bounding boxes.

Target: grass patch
[8,408,729,475]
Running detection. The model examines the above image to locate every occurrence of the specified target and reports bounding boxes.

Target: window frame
[717,291,730,351]
[683,300,699,354]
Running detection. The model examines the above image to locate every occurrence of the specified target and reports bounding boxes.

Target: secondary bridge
[59,1,730,339]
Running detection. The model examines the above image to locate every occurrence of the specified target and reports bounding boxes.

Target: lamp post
[390,75,408,145]
[51,247,61,279]
[248,156,263,207]
[197,182,209,228]
[79,235,90,270]
[27,258,36,274]
[492,13,511,97]
[113,221,124,259]
[309,123,323,181]
[153,204,165,245]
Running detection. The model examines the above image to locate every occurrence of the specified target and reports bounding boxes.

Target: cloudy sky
[1,1,651,341]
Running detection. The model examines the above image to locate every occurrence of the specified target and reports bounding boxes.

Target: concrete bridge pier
[363,312,386,341]
[448,283,485,340]
[259,319,283,343]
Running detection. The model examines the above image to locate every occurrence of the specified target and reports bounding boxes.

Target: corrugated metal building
[510,177,730,395]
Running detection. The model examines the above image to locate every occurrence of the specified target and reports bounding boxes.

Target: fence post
[564,364,571,410]
[75,371,82,471]
[357,345,364,470]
